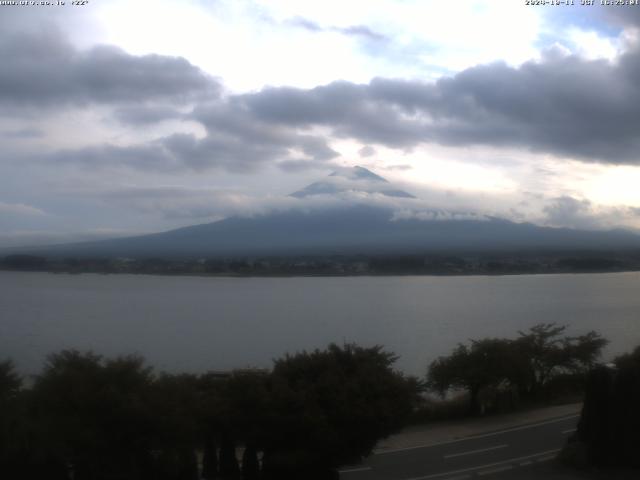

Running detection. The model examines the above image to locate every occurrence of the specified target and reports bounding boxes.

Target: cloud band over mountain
[4,24,640,173]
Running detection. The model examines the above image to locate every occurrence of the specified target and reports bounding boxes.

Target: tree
[515,324,607,397]
[427,324,609,414]
[0,360,21,402]
[614,345,640,369]
[427,339,516,415]
[0,360,24,477]
[569,345,640,468]
[148,373,202,480]
[262,344,420,479]
[30,350,157,480]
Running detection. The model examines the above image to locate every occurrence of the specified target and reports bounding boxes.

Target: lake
[1,271,640,376]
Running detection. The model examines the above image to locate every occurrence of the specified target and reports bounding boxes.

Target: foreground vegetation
[0,324,628,478]
[0,344,419,480]
[426,324,608,416]
[562,345,640,470]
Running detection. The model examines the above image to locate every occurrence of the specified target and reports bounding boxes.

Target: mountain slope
[14,205,640,259]
[7,167,640,258]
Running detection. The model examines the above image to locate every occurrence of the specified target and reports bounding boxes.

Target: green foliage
[570,345,640,468]
[0,359,21,401]
[428,339,517,414]
[515,324,608,396]
[30,351,157,479]
[614,345,640,369]
[0,343,419,479]
[263,343,420,476]
[0,360,24,476]
[427,324,608,414]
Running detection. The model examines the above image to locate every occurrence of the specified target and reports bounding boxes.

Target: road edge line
[376,414,579,455]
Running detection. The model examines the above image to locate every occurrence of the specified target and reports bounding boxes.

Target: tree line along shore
[5,251,640,276]
[1,323,638,479]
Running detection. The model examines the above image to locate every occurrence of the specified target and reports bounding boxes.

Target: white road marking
[339,466,372,474]
[478,465,513,476]
[519,460,532,466]
[535,455,557,463]
[401,449,561,480]
[377,414,579,455]
[444,444,508,459]
[562,428,576,434]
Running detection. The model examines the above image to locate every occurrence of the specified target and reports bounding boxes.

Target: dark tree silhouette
[568,346,640,468]
[427,339,515,414]
[0,360,24,477]
[262,343,420,479]
[241,443,260,480]
[149,373,202,480]
[2,344,417,479]
[219,434,241,479]
[201,435,218,479]
[428,324,608,414]
[29,351,157,480]
[0,360,20,401]
[515,324,607,397]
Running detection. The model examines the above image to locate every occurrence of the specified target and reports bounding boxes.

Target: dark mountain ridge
[4,167,640,259]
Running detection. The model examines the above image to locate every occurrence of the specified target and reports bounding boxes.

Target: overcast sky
[2,0,640,247]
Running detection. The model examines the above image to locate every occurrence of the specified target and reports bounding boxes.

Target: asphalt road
[339,414,579,480]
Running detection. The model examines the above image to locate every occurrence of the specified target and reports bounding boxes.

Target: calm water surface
[1,271,640,376]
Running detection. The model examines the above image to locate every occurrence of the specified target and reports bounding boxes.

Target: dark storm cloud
[45,125,337,174]
[112,106,187,125]
[178,102,339,171]
[47,144,179,171]
[0,29,217,109]
[45,136,275,173]
[599,5,640,29]
[35,41,640,172]
[237,44,640,164]
[13,14,640,174]
[160,133,293,172]
[161,122,338,172]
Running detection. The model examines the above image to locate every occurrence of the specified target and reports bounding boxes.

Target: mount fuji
[8,167,640,259]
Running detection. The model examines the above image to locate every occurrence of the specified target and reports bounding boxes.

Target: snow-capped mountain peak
[291,166,415,199]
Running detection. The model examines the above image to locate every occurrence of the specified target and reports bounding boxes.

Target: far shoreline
[3,266,640,279]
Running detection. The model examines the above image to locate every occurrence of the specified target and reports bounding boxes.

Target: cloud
[40,124,338,173]
[0,202,45,217]
[391,209,485,222]
[287,16,387,41]
[236,43,640,164]
[8,12,640,179]
[339,25,387,41]
[0,28,217,110]
[541,195,640,230]
[383,164,412,171]
[542,196,597,229]
[112,105,187,125]
[598,5,640,29]
[64,180,434,222]
[46,144,179,172]
[0,128,44,139]
[358,145,376,157]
